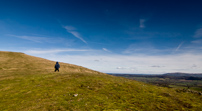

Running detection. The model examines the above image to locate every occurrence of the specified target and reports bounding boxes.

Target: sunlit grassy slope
[0,51,202,111]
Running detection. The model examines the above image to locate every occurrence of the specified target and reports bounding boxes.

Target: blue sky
[1,0,202,74]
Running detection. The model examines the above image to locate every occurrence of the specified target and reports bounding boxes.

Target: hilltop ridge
[0,51,202,110]
[0,51,102,75]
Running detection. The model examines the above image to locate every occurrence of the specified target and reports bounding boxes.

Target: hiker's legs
[55,68,59,72]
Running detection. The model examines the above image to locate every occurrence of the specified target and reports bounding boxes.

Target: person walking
[55,61,60,72]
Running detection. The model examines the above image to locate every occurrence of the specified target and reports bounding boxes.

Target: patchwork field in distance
[110,73,202,92]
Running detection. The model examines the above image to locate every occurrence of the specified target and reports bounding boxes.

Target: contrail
[175,42,184,52]
[63,26,87,44]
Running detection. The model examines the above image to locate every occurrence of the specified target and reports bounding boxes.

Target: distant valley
[109,73,202,92]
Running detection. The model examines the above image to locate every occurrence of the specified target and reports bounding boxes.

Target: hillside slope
[0,51,202,111]
[0,51,101,75]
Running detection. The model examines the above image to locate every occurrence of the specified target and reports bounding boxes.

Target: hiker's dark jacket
[55,62,60,69]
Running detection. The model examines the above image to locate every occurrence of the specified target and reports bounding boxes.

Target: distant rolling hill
[109,72,202,79]
[0,51,202,111]
[164,72,202,77]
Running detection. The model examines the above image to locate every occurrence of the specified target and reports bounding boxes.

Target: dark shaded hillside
[1,51,202,111]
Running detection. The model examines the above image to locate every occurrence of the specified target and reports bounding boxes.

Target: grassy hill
[0,51,202,111]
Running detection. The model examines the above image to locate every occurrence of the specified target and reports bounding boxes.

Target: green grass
[1,51,202,110]
[190,87,202,92]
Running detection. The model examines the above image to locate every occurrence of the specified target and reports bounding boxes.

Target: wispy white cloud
[192,39,202,44]
[24,48,94,54]
[102,48,111,52]
[8,34,49,43]
[175,42,184,52]
[193,28,202,38]
[125,29,182,39]
[139,19,146,28]
[191,64,197,68]
[63,26,87,44]
[116,67,127,69]
[151,65,162,68]
[123,43,169,54]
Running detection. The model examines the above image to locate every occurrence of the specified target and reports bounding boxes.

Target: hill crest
[0,51,103,75]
